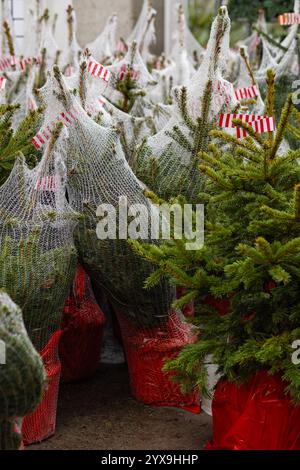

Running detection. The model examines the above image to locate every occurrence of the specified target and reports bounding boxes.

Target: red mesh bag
[59,265,106,383]
[206,370,300,450]
[116,310,200,413]
[22,331,62,446]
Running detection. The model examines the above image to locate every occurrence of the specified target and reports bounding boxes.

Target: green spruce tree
[130,69,300,402]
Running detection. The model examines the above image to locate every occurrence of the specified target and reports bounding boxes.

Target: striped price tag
[32,108,79,150]
[20,57,33,71]
[0,55,41,72]
[234,85,259,101]
[35,176,56,192]
[87,58,111,83]
[219,113,276,138]
[278,13,300,25]
[0,56,16,71]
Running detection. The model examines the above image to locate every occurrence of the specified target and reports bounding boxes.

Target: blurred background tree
[188,0,214,45]
[228,0,294,24]
[188,0,295,45]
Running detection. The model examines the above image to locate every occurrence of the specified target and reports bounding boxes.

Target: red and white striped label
[20,57,32,71]
[87,59,111,83]
[219,113,276,138]
[0,56,12,71]
[0,56,17,70]
[35,176,56,191]
[0,55,42,72]
[32,108,79,150]
[234,85,259,101]
[278,13,300,25]
[0,76,7,90]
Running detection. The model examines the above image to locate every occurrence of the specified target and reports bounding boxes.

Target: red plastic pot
[59,266,106,383]
[116,310,201,413]
[206,370,300,450]
[22,331,62,446]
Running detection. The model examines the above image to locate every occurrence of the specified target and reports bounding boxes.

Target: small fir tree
[130,70,300,402]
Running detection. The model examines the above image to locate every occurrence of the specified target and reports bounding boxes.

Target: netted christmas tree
[130,70,300,402]
[0,124,78,351]
[86,14,117,65]
[105,41,157,114]
[38,67,174,329]
[127,0,157,64]
[133,7,238,203]
[248,0,300,152]
[0,291,46,450]
[36,67,201,409]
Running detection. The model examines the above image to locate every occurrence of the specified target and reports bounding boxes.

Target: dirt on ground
[29,364,212,451]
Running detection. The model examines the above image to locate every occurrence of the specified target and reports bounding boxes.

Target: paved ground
[29,364,212,451]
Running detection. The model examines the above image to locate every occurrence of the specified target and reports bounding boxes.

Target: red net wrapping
[22,331,62,446]
[116,310,201,413]
[206,370,300,450]
[59,265,106,383]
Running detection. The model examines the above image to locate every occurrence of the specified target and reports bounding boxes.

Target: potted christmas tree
[130,71,300,449]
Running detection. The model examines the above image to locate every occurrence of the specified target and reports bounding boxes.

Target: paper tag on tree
[234,85,259,101]
[219,113,276,138]
[32,108,79,150]
[87,58,111,83]
[278,13,300,25]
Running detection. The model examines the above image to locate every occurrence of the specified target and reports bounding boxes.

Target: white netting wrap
[62,6,82,74]
[256,38,298,85]
[101,98,155,158]
[23,1,46,59]
[104,41,157,112]
[87,14,118,64]
[150,59,177,104]
[169,3,204,73]
[133,7,237,202]
[40,13,60,68]
[254,0,299,84]
[186,7,234,118]
[127,0,157,63]
[39,69,174,329]
[170,2,205,68]
[0,140,78,352]
[8,65,39,128]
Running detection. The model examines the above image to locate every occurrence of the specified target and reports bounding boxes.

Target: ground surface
[29,364,212,451]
